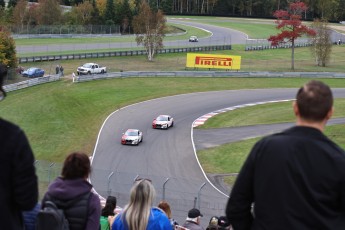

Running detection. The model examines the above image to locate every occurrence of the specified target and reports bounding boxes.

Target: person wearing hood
[41,152,101,230]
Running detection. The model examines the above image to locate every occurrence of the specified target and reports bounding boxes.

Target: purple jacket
[43,177,101,230]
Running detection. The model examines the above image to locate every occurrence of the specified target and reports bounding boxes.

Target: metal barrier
[3,74,62,92]
[73,71,345,83]
[18,45,232,63]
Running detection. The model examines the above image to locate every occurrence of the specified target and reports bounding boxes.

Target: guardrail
[74,71,345,83]
[3,74,61,92]
[5,71,345,93]
[18,45,232,63]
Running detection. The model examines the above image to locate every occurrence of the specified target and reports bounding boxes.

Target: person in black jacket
[226,80,345,230]
[0,63,39,229]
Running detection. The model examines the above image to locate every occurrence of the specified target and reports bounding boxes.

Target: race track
[15,19,247,54]
[90,88,345,225]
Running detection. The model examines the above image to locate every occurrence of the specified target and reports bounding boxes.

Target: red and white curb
[193,99,293,127]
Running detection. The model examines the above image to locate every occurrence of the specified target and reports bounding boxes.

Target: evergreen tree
[159,0,172,14]
[0,0,5,8]
[90,0,101,24]
[63,0,71,6]
[104,0,115,24]
[148,0,158,11]
[133,0,141,15]
[7,0,17,8]
[116,0,133,33]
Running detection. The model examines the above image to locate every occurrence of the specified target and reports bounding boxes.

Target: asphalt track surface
[15,18,344,54]
[16,19,248,54]
[90,88,345,225]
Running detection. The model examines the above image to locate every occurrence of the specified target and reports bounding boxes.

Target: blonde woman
[112,179,171,230]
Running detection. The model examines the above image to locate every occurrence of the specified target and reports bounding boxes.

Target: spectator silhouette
[226,80,345,229]
[59,65,64,77]
[101,196,117,230]
[217,216,231,230]
[0,63,38,229]
[111,178,171,230]
[206,216,218,230]
[182,208,204,230]
[41,152,101,230]
[158,200,178,229]
[55,65,60,74]
[102,196,117,217]
[22,203,41,230]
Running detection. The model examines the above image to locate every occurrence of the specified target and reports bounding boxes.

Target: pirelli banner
[186,53,241,70]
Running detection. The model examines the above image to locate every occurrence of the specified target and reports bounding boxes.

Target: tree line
[0,0,344,29]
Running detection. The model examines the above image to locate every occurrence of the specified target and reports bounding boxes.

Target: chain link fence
[10,25,121,36]
[35,159,229,225]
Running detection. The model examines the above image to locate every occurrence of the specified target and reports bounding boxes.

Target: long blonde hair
[123,179,155,230]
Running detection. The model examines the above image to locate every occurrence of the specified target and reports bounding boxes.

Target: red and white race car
[121,129,143,145]
[152,115,174,129]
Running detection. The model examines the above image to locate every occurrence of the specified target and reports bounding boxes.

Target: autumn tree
[268,2,316,70]
[12,0,28,30]
[132,1,166,61]
[70,1,93,25]
[36,0,62,25]
[310,19,332,67]
[96,0,106,19]
[0,26,17,68]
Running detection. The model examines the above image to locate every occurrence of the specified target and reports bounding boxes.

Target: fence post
[162,178,169,201]
[193,197,197,208]
[107,171,114,197]
[197,182,206,210]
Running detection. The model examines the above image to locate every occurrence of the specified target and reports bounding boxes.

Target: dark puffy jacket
[44,192,91,230]
[42,177,101,230]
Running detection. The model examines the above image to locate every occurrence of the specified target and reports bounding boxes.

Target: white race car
[152,115,174,129]
[189,36,198,42]
[121,129,143,145]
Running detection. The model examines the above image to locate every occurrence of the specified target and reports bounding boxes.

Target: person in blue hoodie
[111,178,171,230]
[41,152,101,230]
[22,203,41,230]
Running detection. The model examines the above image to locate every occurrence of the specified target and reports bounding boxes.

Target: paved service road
[90,88,345,225]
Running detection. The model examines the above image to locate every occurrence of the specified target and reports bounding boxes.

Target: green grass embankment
[1,78,345,162]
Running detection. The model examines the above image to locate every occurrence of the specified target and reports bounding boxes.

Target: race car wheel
[171,122,174,127]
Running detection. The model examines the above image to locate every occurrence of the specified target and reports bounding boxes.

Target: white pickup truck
[77,63,107,75]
